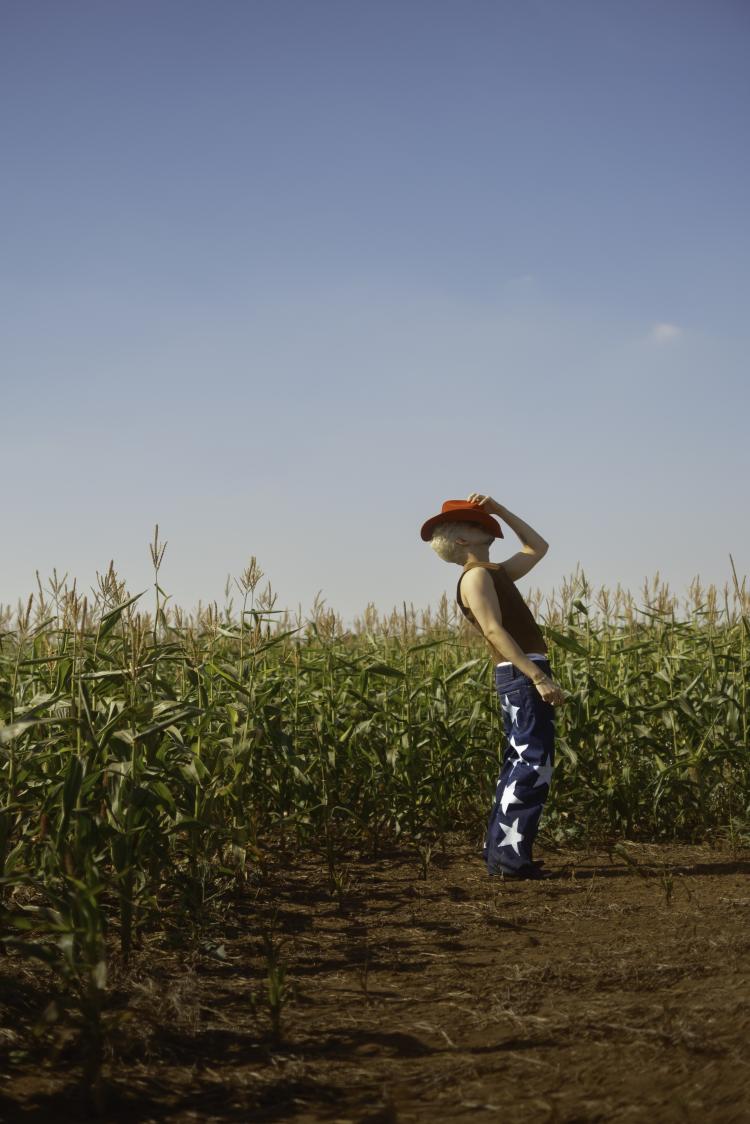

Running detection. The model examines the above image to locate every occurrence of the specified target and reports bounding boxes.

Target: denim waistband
[495,652,547,668]
[495,655,551,681]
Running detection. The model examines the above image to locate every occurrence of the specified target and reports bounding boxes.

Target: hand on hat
[467,493,500,514]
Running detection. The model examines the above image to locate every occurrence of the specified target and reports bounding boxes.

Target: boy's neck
[463,547,491,566]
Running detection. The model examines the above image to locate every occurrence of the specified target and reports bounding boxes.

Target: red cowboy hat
[420,500,503,542]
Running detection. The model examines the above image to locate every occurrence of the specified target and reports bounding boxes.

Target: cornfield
[1,531,749,1097]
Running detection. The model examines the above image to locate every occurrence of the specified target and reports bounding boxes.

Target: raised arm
[467,493,548,581]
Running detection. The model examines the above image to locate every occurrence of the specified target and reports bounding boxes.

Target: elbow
[524,540,548,559]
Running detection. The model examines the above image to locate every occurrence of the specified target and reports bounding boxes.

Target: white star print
[501,694,520,725]
[499,817,524,855]
[509,734,529,763]
[532,756,554,788]
[500,780,523,815]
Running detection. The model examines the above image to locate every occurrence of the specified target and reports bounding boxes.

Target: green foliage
[1,554,749,1084]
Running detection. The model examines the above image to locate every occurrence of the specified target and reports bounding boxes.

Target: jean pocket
[495,671,530,697]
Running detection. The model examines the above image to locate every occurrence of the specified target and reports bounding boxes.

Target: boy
[421,494,565,879]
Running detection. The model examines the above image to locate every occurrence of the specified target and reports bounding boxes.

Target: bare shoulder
[460,566,503,627]
[460,566,500,606]
[460,566,496,591]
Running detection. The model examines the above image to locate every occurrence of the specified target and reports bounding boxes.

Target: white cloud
[649,322,682,343]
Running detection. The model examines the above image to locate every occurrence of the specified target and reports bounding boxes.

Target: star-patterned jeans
[485,657,555,874]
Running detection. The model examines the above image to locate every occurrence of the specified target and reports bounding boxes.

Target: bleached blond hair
[428,521,495,565]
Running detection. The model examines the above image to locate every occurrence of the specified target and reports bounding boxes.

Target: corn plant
[1,541,749,1077]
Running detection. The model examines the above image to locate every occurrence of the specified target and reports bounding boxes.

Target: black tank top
[456,562,547,656]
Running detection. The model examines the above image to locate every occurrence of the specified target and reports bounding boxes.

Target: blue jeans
[485,658,555,873]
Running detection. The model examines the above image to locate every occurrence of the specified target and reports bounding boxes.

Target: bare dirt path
[2,840,750,1123]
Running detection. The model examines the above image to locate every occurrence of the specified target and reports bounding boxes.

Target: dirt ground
[1,839,750,1123]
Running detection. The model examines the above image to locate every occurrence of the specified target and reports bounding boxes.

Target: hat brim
[420,508,503,542]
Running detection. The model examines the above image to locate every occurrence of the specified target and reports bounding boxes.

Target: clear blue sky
[2,0,749,625]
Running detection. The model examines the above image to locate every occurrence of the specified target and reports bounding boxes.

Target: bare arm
[467,493,548,581]
[461,570,565,709]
